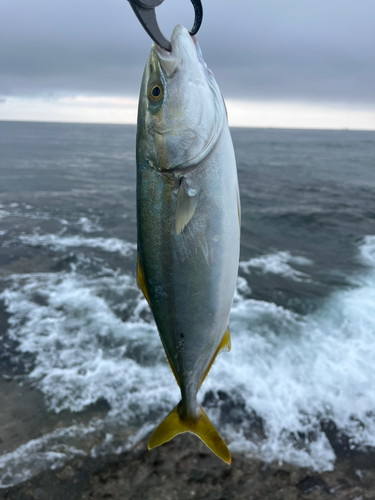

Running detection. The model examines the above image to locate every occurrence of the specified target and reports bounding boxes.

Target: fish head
[137,24,225,172]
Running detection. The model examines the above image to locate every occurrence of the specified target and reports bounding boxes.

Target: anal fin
[237,188,241,237]
[136,252,150,306]
[199,326,231,389]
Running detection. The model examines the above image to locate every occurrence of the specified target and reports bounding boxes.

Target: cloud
[1,0,374,129]
[0,0,374,106]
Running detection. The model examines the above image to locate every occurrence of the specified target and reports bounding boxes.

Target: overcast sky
[1,0,374,128]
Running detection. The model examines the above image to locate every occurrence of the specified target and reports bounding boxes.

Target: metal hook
[127,0,203,52]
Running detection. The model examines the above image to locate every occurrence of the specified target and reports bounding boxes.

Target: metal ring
[128,0,203,51]
[189,0,203,36]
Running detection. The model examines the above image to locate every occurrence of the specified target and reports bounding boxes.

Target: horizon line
[1,119,374,133]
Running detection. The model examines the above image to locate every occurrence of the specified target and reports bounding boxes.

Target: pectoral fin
[175,177,198,235]
[199,326,231,389]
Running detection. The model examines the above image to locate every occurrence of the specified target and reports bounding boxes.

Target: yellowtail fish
[136,24,240,463]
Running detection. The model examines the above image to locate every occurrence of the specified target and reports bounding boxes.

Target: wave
[0,237,374,485]
[360,235,375,267]
[240,251,313,282]
[211,236,375,469]
[0,263,177,487]
[0,209,10,219]
[77,217,103,233]
[0,425,93,488]
[19,233,136,257]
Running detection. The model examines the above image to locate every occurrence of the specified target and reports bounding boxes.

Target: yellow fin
[148,403,231,464]
[221,325,232,353]
[136,252,150,306]
[237,189,241,237]
[199,326,231,389]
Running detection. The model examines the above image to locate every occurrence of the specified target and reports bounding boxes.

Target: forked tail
[148,402,231,464]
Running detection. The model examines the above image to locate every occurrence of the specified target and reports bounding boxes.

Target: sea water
[0,121,374,487]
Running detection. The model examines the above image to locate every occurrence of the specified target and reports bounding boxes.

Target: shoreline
[2,434,375,500]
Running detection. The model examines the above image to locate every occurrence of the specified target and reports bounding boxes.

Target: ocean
[0,121,374,488]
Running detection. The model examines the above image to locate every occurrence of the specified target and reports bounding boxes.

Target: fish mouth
[154,24,205,78]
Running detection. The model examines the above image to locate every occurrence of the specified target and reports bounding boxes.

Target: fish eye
[149,84,163,101]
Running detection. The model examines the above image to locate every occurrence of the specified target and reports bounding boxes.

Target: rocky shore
[2,433,375,500]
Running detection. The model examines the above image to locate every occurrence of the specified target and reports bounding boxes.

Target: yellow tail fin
[148,403,231,464]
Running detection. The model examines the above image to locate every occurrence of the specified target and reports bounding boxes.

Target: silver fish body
[136,25,240,463]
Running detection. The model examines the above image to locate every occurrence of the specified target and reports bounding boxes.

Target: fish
[136,24,240,464]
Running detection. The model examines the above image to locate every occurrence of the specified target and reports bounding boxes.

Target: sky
[1,0,374,129]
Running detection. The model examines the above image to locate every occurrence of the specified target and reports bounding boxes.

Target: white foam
[360,235,375,267]
[1,269,175,413]
[236,276,252,295]
[19,233,136,257]
[0,425,93,488]
[240,251,313,282]
[1,206,52,221]
[77,217,103,233]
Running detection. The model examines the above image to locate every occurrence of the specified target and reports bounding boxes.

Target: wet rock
[2,437,375,500]
[321,420,356,459]
[297,475,330,494]
[202,390,265,441]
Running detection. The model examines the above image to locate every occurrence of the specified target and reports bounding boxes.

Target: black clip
[127,0,203,52]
